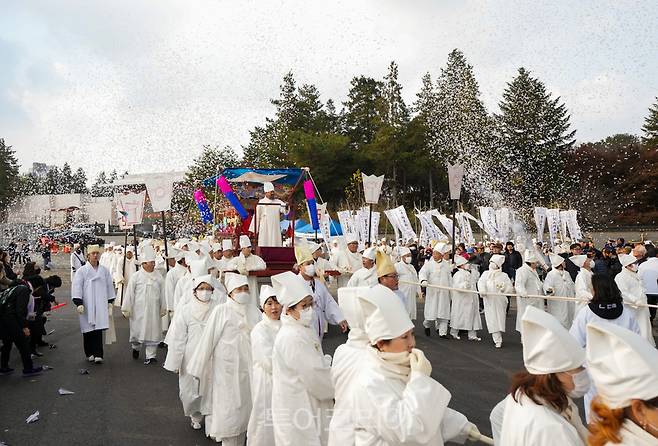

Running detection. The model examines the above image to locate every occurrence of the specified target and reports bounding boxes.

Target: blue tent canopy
[202,168,305,188]
[286,219,343,236]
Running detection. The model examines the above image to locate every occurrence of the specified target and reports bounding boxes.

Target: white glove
[409,348,432,376]
[420,280,428,286]
[467,423,482,441]
[76,305,85,314]
[122,310,131,318]
[323,354,332,367]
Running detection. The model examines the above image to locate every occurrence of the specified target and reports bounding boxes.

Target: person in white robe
[270,271,334,446]
[216,239,239,275]
[121,245,167,364]
[70,243,86,285]
[248,182,287,247]
[418,243,452,337]
[570,254,594,315]
[449,255,482,341]
[569,273,641,422]
[375,250,408,308]
[585,321,658,445]
[615,253,655,346]
[236,235,267,307]
[98,244,114,270]
[163,274,219,430]
[173,253,202,311]
[477,254,514,348]
[329,287,369,446]
[176,258,226,310]
[351,285,480,445]
[113,246,138,308]
[160,245,180,333]
[246,285,282,446]
[394,247,422,320]
[496,307,589,445]
[332,235,365,288]
[165,249,188,317]
[71,244,116,363]
[295,245,347,340]
[543,253,576,328]
[188,272,261,445]
[514,250,545,332]
[346,247,378,287]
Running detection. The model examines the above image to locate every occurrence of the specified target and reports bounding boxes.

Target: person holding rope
[570,273,640,422]
[495,306,589,445]
[478,254,514,349]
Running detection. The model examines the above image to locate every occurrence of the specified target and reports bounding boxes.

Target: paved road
[0,258,526,446]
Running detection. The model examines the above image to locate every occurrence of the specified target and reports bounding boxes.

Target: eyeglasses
[383,274,399,279]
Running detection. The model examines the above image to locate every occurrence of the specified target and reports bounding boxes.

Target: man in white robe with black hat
[249,182,287,247]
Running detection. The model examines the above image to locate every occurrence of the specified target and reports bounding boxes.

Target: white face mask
[568,369,591,398]
[588,259,596,269]
[402,256,411,264]
[196,290,212,302]
[298,306,315,327]
[628,263,638,272]
[303,263,316,277]
[232,291,250,305]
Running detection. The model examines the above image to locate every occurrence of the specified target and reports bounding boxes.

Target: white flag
[144,174,174,212]
[447,163,464,200]
[533,207,547,242]
[361,173,385,204]
[115,191,146,230]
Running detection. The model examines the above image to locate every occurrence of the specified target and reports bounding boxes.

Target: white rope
[399,280,658,310]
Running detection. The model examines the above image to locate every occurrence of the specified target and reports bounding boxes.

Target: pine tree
[382,61,409,127]
[642,97,658,147]
[342,76,385,148]
[73,167,88,193]
[0,139,20,214]
[412,72,436,125]
[91,171,109,197]
[496,67,576,209]
[61,163,74,193]
[43,166,62,194]
[428,49,497,202]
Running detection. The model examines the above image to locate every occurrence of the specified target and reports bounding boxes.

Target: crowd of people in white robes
[62,232,658,445]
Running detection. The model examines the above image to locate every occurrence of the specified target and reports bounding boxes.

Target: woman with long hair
[587,321,658,445]
[570,273,641,421]
[495,307,590,445]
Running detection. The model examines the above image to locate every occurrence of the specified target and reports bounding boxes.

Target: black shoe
[31,351,44,357]
[36,341,50,347]
[158,342,167,349]
[23,366,43,377]
[424,327,431,336]
[143,358,157,365]
[438,332,450,339]
[0,367,14,376]
[132,349,139,360]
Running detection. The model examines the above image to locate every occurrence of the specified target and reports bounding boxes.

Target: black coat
[502,250,523,280]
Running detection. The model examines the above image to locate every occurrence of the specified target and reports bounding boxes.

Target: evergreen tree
[342,76,386,148]
[496,67,576,209]
[60,162,74,193]
[91,171,110,197]
[0,139,20,214]
[642,97,658,147]
[43,166,62,194]
[412,72,436,125]
[73,167,88,193]
[186,145,240,186]
[382,61,409,127]
[428,49,497,203]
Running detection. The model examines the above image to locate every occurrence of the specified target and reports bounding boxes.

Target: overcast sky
[2,0,657,179]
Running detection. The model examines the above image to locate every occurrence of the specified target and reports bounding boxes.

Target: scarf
[370,346,411,382]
